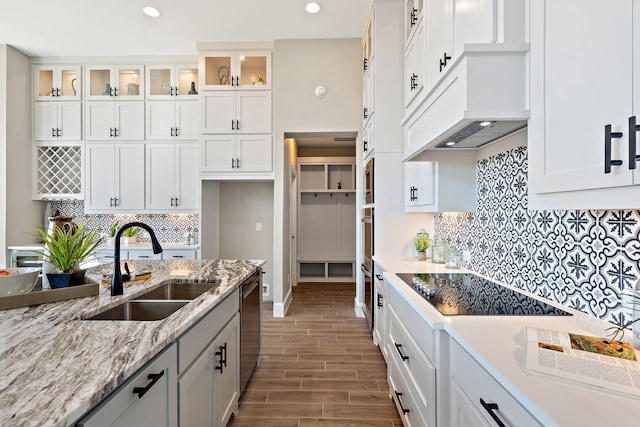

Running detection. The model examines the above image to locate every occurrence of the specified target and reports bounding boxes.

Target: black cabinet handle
[174,86,178,96]
[172,255,184,258]
[51,87,55,98]
[363,58,368,71]
[57,128,61,137]
[439,52,452,72]
[114,128,119,137]
[410,7,418,26]
[410,73,418,90]
[236,158,240,168]
[170,197,175,207]
[170,86,175,96]
[174,127,179,137]
[394,343,409,361]
[170,127,174,137]
[375,274,383,280]
[231,120,235,130]
[109,197,114,207]
[394,390,410,415]
[231,158,236,168]
[215,343,227,373]
[377,293,383,308]
[139,255,150,259]
[57,88,61,97]
[113,197,118,207]
[363,107,368,119]
[480,398,506,427]
[363,140,368,152]
[236,120,239,130]
[52,128,56,138]
[132,371,164,399]
[109,128,114,137]
[604,124,624,173]
[174,197,179,206]
[112,87,118,97]
[629,116,640,170]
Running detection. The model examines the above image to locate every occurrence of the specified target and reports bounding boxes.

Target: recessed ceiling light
[445,141,456,146]
[143,6,161,17]
[305,2,321,14]
[480,121,493,127]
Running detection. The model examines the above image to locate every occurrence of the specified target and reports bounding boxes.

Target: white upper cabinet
[84,143,145,212]
[404,0,424,44]
[404,22,425,108]
[146,100,199,140]
[146,143,199,211]
[528,0,640,209]
[33,102,82,141]
[86,101,145,140]
[202,134,272,173]
[202,92,271,134]
[85,65,145,100]
[146,64,199,99]
[200,50,271,91]
[33,65,81,101]
[363,10,374,75]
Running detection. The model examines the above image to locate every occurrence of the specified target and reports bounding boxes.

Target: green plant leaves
[31,224,103,273]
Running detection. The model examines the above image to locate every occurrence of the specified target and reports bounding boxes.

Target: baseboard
[354,297,365,318]
[273,287,293,318]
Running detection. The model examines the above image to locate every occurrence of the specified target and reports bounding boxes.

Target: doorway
[284,132,358,286]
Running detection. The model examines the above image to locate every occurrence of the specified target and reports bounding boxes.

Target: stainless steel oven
[364,158,374,205]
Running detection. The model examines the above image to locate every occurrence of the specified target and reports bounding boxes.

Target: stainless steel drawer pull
[480,398,506,427]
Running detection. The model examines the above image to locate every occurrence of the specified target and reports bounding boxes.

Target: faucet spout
[111,222,163,296]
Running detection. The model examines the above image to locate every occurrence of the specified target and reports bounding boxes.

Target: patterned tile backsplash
[434,145,638,327]
[48,200,199,243]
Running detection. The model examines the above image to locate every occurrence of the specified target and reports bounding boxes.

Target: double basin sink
[85,281,221,321]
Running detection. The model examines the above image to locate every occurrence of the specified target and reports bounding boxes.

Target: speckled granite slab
[0,259,264,427]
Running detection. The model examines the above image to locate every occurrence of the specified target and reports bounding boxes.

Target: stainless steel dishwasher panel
[240,272,261,394]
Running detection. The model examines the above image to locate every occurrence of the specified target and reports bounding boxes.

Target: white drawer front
[387,348,432,427]
[127,250,162,260]
[451,340,542,427]
[387,303,436,426]
[387,279,435,359]
[177,289,239,374]
[163,249,197,260]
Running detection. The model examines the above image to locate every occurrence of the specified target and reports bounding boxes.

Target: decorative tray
[0,279,99,311]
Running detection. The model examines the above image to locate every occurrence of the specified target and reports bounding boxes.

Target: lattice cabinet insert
[34,145,82,199]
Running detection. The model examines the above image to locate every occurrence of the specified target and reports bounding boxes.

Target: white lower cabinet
[77,343,177,427]
[84,143,145,212]
[386,280,437,427]
[178,313,239,427]
[373,267,388,361]
[450,339,542,427]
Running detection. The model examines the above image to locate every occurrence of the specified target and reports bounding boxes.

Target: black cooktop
[396,272,572,316]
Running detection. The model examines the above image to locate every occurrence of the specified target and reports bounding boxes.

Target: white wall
[200,180,220,260]
[0,45,44,267]
[218,182,274,295]
[273,38,362,315]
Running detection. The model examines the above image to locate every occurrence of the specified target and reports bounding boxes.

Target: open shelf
[298,261,355,282]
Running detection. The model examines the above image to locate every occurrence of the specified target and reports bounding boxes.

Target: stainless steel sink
[133,281,221,301]
[85,300,189,321]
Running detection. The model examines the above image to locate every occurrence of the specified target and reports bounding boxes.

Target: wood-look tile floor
[227,282,402,427]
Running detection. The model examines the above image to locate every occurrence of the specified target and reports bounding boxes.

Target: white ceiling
[0,0,372,58]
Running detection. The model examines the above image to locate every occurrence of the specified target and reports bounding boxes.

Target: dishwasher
[239,271,262,394]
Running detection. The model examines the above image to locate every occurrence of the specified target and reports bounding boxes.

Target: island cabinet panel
[178,312,240,427]
[76,343,177,427]
[450,339,542,427]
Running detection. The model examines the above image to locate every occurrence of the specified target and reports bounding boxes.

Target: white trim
[272,286,292,318]
[354,297,365,318]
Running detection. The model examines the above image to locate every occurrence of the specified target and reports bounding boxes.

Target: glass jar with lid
[446,246,462,269]
[432,238,447,264]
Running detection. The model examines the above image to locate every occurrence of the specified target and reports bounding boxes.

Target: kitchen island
[374,256,640,426]
[0,258,264,427]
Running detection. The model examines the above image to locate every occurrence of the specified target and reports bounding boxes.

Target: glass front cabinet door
[33,65,82,101]
[146,64,199,99]
[85,65,145,100]
[200,50,271,90]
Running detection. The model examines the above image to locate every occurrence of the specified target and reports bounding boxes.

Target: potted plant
[121,226,140,245]
[414,232,431,261]
[106,222,119,245]
[32,224,103,288]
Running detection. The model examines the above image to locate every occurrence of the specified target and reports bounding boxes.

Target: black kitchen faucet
[111,222,163,296]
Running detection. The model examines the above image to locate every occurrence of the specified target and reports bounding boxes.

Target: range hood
[432,120,527,149]
[403,44,529,160]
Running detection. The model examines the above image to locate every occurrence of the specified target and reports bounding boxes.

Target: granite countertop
[0,258,264,427]
[374,255,640,426]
